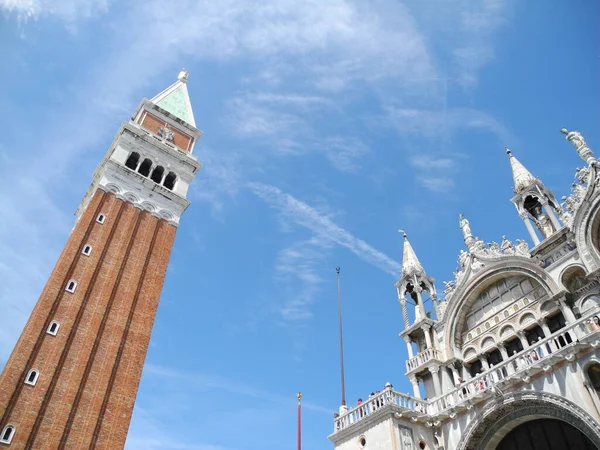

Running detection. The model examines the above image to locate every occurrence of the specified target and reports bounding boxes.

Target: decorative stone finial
[505,147,512,155]
[561,127,595,165]
[178,70,189,83]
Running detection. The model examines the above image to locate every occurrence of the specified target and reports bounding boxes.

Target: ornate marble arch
[442,259,560,357]
[572,166,600,271]
[456,391,600,450]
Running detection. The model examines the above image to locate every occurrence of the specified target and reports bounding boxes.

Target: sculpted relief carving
[399,426,414,450]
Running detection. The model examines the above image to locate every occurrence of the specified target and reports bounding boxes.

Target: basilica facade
[329,131,600,450]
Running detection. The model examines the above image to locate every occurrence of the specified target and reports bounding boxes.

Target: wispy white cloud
[418,176,455,193]
[408,154,463,193]
[384,106,510,142]
[249,182,399,276]
[141,364,331,414]
[274,237,331,322]
[452,0,511,87]
[0,0,111,21]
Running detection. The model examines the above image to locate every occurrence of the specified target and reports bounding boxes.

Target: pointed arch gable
[442,259,559,358]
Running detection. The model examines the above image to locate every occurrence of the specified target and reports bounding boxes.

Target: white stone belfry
[506,148,563,246]
[75,72,203,226]
[396,231,437,325]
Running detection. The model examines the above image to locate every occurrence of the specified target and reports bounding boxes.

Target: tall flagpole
[336,267,346,407]
[297,392,302,450]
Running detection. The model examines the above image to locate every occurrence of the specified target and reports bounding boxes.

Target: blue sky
[0,1,599,449]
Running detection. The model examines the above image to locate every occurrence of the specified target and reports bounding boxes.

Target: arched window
[96,213,106,224]
[163,171,177,190]
[562,266,587,293]
[25,369,40,386]
[138,158,153,177]
[82,244,92,256]
[0,425,15,444]
[150,165,165,184]
[125,152,140,170]
[66,280,77,293]
[47,320,60,336]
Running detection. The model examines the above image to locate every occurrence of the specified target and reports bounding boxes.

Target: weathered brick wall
[0,190,177,450]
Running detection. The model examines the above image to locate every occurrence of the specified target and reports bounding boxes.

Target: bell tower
[0,72,202,449]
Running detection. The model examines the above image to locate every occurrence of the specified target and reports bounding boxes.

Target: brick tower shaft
[0,72,202,449]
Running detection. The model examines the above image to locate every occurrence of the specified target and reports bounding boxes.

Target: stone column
[416,287,427,320]
[432,295,440,320]
[462,363,472,380]
[404,336,414,359]
[517,331,530,350]
[450,365,461,384]
[400,297,410,328]
[430,365,442,398]
[540,318,552,337]
[521,213,541,246]
[558,297,577,324]
[497,343,509,361]
[411,377,421,399]
[423,325,433,349]
[541,200,562,230]
[479,355,490,370]
[441,366,454,391]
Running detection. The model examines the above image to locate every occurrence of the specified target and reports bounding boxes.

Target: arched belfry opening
[506,149,563,246]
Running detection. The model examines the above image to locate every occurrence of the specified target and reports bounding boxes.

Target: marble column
[411,377,421,399]
[430,365,442,398]
[479,355,490,370]
[517,331,530,350]
[558,297,577,324]
[521,213,541,246]
[423,325,433,349]
[541,200,562,230]
[404,336,414,359]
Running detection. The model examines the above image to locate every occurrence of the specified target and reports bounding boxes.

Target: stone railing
[406,348,442,372]
[332,309,600,434]
[333,389,428,433]
[428,309,599,416]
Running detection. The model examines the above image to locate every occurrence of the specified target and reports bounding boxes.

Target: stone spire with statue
[561,128,596,166]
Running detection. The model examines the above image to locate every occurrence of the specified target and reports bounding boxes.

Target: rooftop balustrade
[406,348,442,372]
[331,308,600,435]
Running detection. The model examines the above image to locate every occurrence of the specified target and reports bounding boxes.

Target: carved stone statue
[158,125,175,142]
[443,280,455,295]
[459,213,472,240]
[572,182,586,200]
[536,214,554,238]
[562,195,576,214]
[458,249,469,268]
[561,128,596,165]
[487,241,501,257]
[500,236,514,254]
[515,239,530,257]
[576,167,590,185]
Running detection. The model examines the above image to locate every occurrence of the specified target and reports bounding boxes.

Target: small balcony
[405,348,442,373]
[331,308,600,437]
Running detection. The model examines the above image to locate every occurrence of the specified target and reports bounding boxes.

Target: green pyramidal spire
[150,70,196,127]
